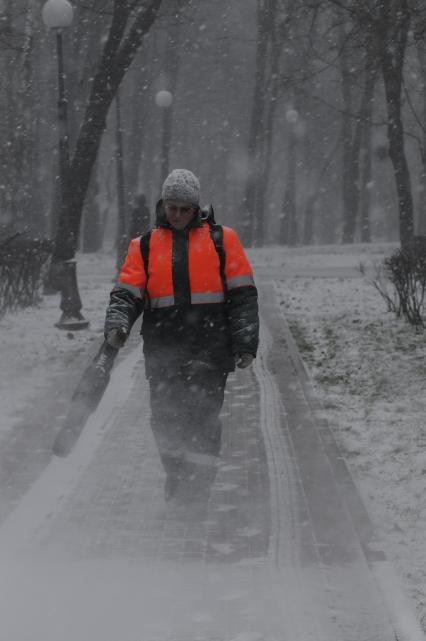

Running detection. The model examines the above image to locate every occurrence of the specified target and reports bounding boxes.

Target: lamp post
[155,89,173,187]
[42,0,89,330]
[115,91,127,273]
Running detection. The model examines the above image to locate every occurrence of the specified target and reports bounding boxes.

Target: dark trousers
[148,358,228,489]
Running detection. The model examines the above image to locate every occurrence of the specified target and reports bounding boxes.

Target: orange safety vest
[116,222,255,309]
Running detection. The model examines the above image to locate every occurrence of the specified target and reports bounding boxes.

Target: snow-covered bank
[265,243,426,630]
[0,253,115,441]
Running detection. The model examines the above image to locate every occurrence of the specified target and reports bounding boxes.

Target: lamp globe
[42,0,74,29]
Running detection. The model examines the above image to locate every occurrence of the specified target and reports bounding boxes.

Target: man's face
[164,201,195,230]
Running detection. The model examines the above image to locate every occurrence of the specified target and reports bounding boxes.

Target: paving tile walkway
[0,279,408,641]
[36,359,270,565]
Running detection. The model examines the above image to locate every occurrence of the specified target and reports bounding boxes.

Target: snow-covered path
[0,276,411,641]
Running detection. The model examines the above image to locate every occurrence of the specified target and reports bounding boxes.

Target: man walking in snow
[103,169,259,502]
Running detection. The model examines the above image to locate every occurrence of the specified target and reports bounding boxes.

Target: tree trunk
[340,23,379,245]
[159,2,185,188]
[359,78,375,243]
[340,29,361,244]
[303,134,341,245]
[416,39,426,236]
[358,41,377,244]
[20,0,40,231]
[241,0,271,245]
[378,0,414,248]
[115,93,127,271]
[125,61,150,206]
[383,82,414,248]
[360,120,373,243]
[254,91,273,247]
[253,0,280,246]
[82,171,102,253]
[303,122,314,245]
[1,0,17,223]
[280,126,297,245]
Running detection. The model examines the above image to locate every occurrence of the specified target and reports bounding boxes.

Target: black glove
[105,326,128,349]
[234,352,254,369]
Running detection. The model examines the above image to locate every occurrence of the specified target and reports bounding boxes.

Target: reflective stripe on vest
[150,292,225,308]
[150,295,175,309]
[226,273,255,290]
[191,292,225,304]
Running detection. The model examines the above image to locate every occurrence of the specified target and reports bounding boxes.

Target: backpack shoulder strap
[208,222,227,295]
[139,230,152,308]
[139,230,152,276]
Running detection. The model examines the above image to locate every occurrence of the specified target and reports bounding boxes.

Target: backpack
[139,205,227,309]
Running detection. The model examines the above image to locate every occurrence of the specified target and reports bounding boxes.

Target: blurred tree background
[1,0,426,250]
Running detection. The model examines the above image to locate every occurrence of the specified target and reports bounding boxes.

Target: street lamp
[42,0,89,330]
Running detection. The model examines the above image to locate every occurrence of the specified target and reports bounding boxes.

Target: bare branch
[403,78,426,136]
[113,0,164,82]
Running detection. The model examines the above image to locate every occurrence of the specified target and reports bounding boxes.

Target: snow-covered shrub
[0,233,52,315]
[372,237,426,328]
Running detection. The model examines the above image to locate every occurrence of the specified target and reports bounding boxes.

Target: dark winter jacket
[105,204,259,373]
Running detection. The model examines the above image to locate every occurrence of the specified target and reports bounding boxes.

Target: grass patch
[288,320,315,356]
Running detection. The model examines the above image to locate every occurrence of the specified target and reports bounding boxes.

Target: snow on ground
[257,243,426,630]
[250,241,399,273]
[1,242,425,631]
[0,252,116,441]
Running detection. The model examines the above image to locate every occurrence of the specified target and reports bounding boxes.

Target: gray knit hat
[161,169,200,205]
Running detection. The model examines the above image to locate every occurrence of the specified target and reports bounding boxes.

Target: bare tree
[49,0,164,325]
[241,0,280,246]
[52,0,163,264]
[0,0,40,229]
[376,0,414,247]
[324,0,415,246]
[411,7,426,235]
[341,20,378,243]
[158,0,185,186]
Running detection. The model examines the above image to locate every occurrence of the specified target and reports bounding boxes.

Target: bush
[0,231,53,316]
[371,237,426,328]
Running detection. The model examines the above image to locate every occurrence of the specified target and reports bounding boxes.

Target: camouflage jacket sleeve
[223,227,259,356]
[226,285,259,356]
